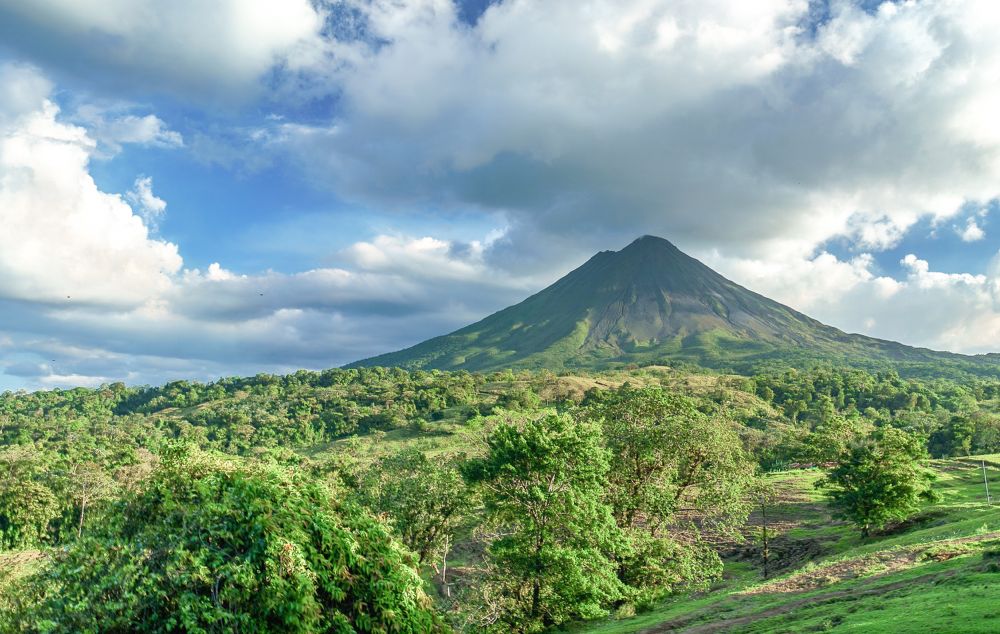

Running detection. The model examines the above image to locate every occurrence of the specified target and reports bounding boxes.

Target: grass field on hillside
[573,457,1000,633]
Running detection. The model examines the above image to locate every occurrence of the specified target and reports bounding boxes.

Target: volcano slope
[350,236,1000,379]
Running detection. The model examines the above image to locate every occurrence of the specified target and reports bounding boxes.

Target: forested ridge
[2,364,999,631]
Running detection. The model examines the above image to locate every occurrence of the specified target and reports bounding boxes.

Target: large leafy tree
[463,409,625,632]
[356,447,472,593]
[804,414,874,464]
[579,387,757,604]
[581,387,757,535]
[928,415,976,458]
[0,447,60,550]
[817,427,937,538]
[11,447,445,633]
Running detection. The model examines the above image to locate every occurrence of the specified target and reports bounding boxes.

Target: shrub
[11,448,445,633]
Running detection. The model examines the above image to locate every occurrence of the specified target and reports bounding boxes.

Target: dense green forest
[2,364,999,631]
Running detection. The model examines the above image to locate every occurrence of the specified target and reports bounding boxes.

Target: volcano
[349,236,999,377]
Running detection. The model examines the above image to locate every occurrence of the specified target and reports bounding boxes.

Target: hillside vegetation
[3,364,1000,630]
[574,456,1000,633]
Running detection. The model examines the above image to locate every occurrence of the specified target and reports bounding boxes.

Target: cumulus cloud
[263,0,1000,269]
[957,217,986,242]
[0,66,535,388]
[0,234,532,389]
[342,234,499,281]
[265,0,1000,359]
[125,176,168,228]
[0,63,182,306]
[706,248,1000,356]
[8,2,1000,387]
[0,63,53,122]
[0,0,323,101]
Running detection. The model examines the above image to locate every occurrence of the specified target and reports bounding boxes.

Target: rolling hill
[349,235,1000,378]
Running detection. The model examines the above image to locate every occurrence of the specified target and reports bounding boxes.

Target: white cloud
[0,231,533,389]
[0,63,53,123]
[708,247,1000,356]
[957,217,986,242]
[0,68,534,388]
[262,0,1000,270]
[899,253,986,290]
[74,105,183,156]
[0,64,182,306]
[0,0,323,101]
[342,234,498,282]
[9,3,1000,387]
[6,0,998,266]
[205,262,237,282]
[125,176,167,228]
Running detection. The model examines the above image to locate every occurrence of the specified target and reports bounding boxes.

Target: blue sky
[2,0,1000,390]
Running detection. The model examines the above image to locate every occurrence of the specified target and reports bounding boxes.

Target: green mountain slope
[349,236,1000,377]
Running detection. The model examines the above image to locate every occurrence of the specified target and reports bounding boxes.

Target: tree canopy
[9,447,444,633]
[817,427,937,537]
[463,410,625,632]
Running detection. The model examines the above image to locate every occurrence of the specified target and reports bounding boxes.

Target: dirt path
[0,550,45,568]
[642,569,954,633]
[745,530,1000,595]
[640,531,1000,633]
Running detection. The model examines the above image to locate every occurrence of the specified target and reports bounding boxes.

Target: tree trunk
[530,580,540,619]
[442,535,450,598]
[77,497,87,538]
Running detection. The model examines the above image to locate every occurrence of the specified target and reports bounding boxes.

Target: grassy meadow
[573,457,1000,633]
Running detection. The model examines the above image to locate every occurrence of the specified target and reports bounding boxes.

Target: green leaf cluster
[9,448,445,633]
[817,427,938,537]
[464,410,625,632]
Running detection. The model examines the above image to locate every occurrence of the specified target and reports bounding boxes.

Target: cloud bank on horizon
[2,0,1000,389]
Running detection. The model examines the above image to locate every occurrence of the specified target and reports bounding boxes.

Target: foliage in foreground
[463,410,625,632]
[355,447,473,568]
[458,399,759,632]
[581,387,757,536]
[0,364,964,631]
[6,448,443,633]
[579,387,756,605]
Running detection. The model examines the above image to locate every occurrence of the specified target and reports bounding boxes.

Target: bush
[817,428,937,538]
[0,481,59,550]
[10,448,445,633]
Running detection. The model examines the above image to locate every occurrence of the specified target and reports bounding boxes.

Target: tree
[971,412,1000,455]
[463,410,624,632]
[356,448,472,591]
[0,447,59,549]
[580,387,756,535]
[12,447,445,633]
[928,415,976,458]
[614,529,722,606]
[817,427,937,538]
[579,387,757,605]
[0,480,59,550]
[804,414,873,463]
[66,461,116,538]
